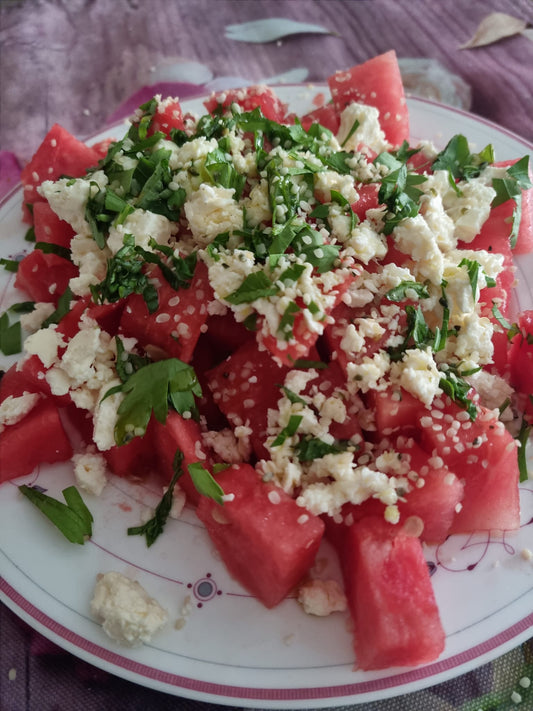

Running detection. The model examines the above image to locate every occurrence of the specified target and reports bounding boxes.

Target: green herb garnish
[18,485,93,544]
[103,358,202,445]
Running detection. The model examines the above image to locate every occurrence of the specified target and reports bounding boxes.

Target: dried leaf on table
[225,18,337,44]
[460,12,528,49]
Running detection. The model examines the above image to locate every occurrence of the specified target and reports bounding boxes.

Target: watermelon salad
[1,49,532,668]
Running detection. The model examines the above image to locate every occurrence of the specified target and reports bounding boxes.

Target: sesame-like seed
[186,305,196,315]
[168,295,180,307]
[429,456,444,468]
[420,416,433,428]
[268,490,281,505]
[297,514,309,524]
[155,313,170,323]
[431,410,444,420]
[243,398,255,409]
[456,410,470,422]
[455,503,463,513]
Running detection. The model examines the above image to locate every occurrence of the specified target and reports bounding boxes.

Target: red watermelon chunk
[104,419,158,480]
[33,201,75,249]
[509,310,533,422]
[299,104,340,134]
[204,85,288,123]
[120,261,212,363]
[0,355,54,404]
[196,462,325,608]
[0,399,73,482]
[419,399,520,533]
[206,339,288,460]
[259,270,355,368]
[14,250,78,306]
[20,124,100,221]
[147,97,185,137]
[328,51,409,148]
[393,438,464,543]
[341,516,445,669]
[369,387,426,437]
[152,411,214,505]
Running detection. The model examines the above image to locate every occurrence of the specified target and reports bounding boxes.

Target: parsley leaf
[0,301,34,355]
[491,156,532,248]
[432,134,494,183]
[385,280,430,302]
[438,365,477,421]
[374,153,426,235]
[106,358,202,445]
[0,257,20,273]
[34,241,71,261]
[19,485,93,544]
[517,418,531,483]
[225,271,279,304]
[91,234,159,312]
[294,436,348,462]
[128,450,183,546]
[187,462,225,503]
[272,414,303,447]
[41,286,73,329]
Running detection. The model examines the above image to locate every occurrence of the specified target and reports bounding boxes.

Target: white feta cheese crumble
[390,347,442,407]
[72,451,108,495]
[24,327,66,368]
[90,572,168,646]
[39,171,108,236]
[0,392,40,431]
[297,579,347,616]
[184,184,243,247]
[69,233,111,297]
[19,302,55,334]
[393,215,443,285]
[340,220,388,264]
[107,208,174,255]
[336,102,390,155]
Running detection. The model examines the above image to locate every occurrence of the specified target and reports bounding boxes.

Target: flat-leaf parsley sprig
[103,357,202,446]
[18,485,93,544]
[128,450,225,546]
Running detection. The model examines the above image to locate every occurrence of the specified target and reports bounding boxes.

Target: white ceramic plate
[1,89,532,709]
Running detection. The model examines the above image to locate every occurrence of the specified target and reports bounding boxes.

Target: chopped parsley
[0,301,34,355]
[103,358,202,445]
[19,485,93,545]
[127,449,183,546]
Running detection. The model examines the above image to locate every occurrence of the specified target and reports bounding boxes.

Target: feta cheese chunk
[184,184,243,247]
[0,392,40,432]
[297,579,347,616]
[336,102,389,155]
[107,208,174,255]
[39,171,108,235]
[72,451,108,496]
[90,572,168,646]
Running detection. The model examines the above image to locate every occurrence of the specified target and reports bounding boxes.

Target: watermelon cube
[341,516,445,669]
[196,463,325,608]
[0,399,73,482]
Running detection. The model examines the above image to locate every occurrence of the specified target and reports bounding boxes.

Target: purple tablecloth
[1,1,532,709]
